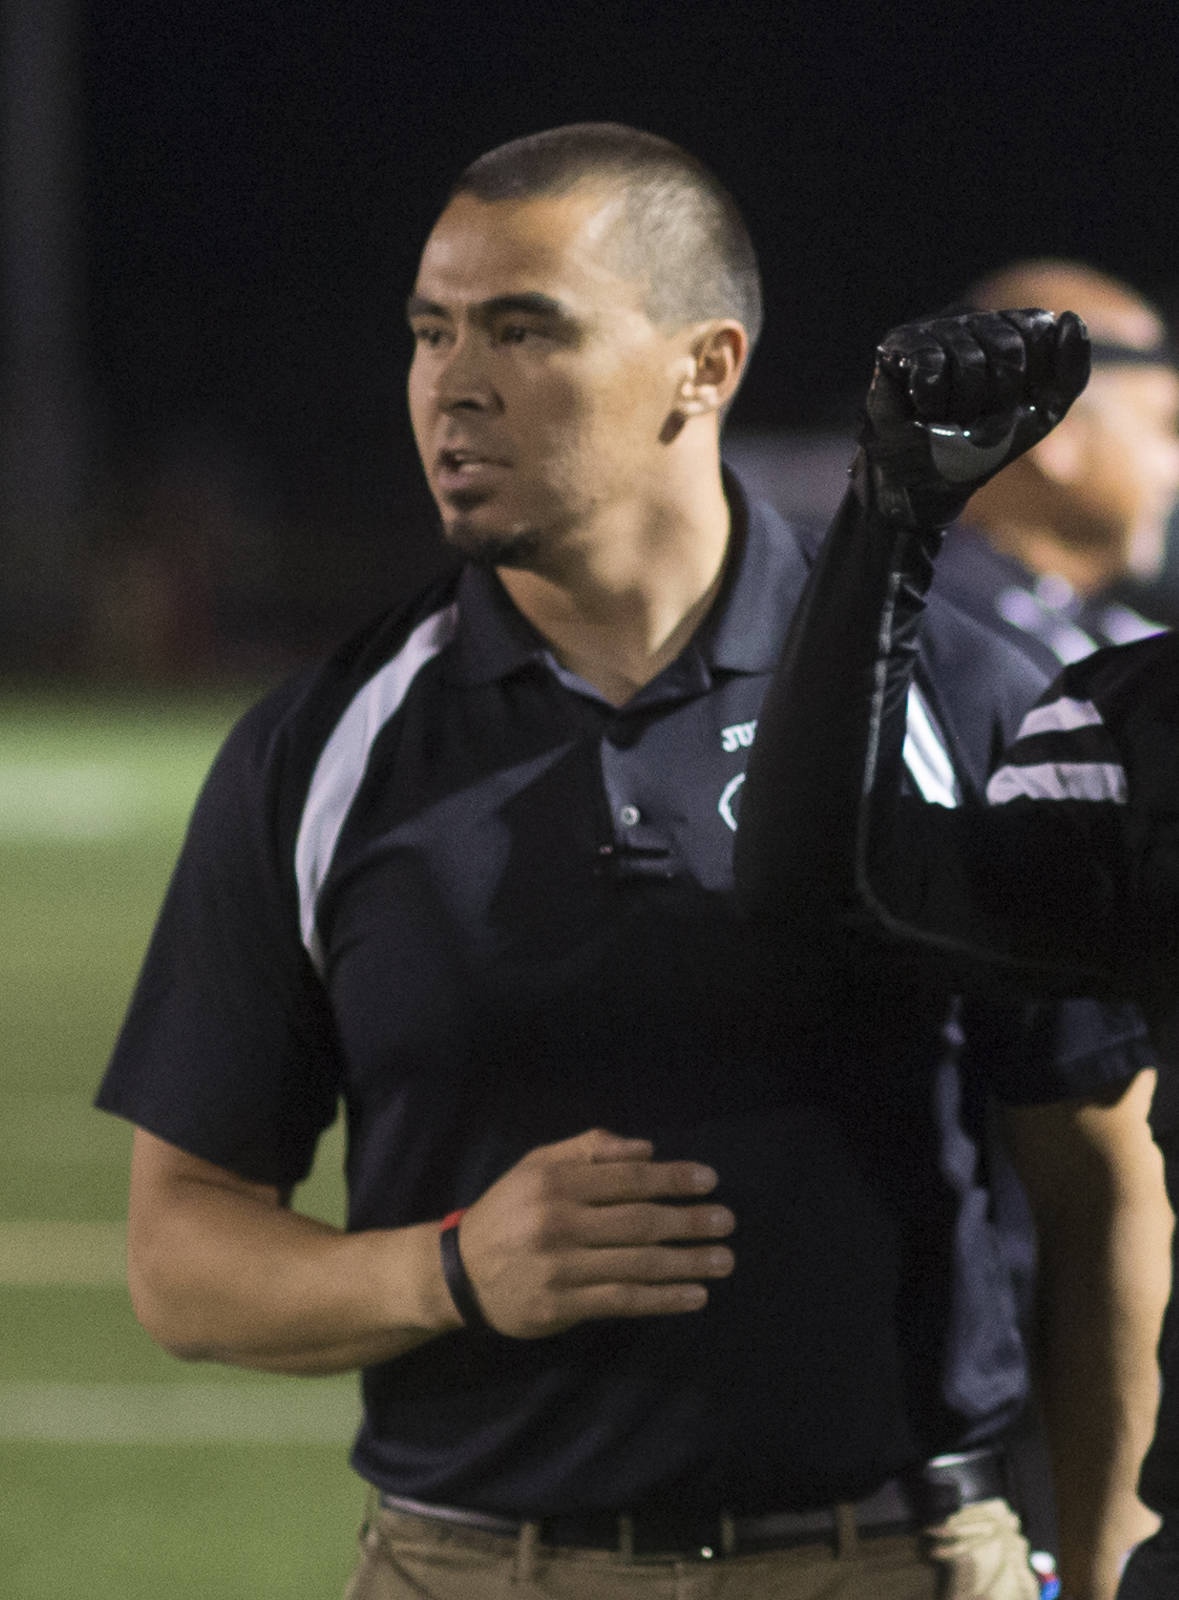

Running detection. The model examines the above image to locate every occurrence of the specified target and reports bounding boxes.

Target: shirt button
[619,804,641,827]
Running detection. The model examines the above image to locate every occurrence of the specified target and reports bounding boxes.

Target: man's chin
[441,516,541,570]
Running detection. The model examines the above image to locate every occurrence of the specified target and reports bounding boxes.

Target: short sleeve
[959,990,1153,1107]
[95,693,343,1187]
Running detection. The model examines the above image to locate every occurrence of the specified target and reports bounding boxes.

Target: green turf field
[0,689,364,1598]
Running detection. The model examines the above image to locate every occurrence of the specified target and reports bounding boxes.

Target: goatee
[442,517,542,570]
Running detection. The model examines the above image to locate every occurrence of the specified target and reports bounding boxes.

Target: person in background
[933,260,1179,672]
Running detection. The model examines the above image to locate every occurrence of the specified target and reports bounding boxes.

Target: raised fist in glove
[855,308,1091,529]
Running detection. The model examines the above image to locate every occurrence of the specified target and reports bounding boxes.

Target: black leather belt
[378,1446,1009,1560]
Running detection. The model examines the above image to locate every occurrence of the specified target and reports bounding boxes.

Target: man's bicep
[126,1128,289,1337]
[999,1069,1163,1219]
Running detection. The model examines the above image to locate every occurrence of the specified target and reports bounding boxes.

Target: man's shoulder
[916,588,1055,788]
[932,526,1088,676]
[770,506,1053,780]
[211,569,466,799]
[935,523,1017,596]
[783,514,1046,705]
[730,484,813,594]
[921,586,1052,707]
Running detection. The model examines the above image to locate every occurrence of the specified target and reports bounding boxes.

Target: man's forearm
[128,1136,459,1374]
[129,1190,458,1373]
[1037,1178,1170,1596]
[126,1125,737,1370]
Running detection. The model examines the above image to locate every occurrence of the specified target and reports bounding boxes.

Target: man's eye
[412,326,448,348]
[500,324,543,345]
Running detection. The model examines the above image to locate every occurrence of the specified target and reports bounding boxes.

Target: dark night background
[7,0,1179,672]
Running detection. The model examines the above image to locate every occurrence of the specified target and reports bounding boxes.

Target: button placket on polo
[597,717,681,881]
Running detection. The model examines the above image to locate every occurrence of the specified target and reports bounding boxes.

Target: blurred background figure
[934,259,1179,670]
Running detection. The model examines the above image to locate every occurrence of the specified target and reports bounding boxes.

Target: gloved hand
[854,308,1091,529]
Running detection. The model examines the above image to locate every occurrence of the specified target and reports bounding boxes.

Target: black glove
[854,308,1091,529]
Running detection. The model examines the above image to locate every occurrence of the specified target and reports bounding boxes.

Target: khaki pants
[343,1496,1039,1600]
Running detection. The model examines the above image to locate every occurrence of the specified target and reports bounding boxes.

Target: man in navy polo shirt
[97,125,1164,1599]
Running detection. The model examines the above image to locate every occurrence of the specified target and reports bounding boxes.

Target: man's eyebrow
[405,291,574,323]
[479,293,571,321]
[405,294,448,321]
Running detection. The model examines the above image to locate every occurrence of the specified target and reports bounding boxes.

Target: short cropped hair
[451,123,763,355]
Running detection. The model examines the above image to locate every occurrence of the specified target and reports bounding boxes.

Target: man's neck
[497,469,733,706]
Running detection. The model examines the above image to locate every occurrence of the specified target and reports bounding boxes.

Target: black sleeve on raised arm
[733,467,1127,994]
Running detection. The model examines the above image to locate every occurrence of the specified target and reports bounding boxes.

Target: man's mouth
[438,447,508,470]
[434,449,509,495]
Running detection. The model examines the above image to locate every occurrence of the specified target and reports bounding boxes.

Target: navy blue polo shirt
[97,478,1150,1518]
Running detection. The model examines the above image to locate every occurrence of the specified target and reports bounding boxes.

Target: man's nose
[434,335,500,413]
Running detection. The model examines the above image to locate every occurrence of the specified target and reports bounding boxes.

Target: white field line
[0,761,157,840]
[0,1221,126,1285]
[0,1379,358,1444]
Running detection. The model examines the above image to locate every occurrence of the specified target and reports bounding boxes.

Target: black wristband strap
[439,1210,491,1332]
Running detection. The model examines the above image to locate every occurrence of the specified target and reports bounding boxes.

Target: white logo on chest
[718,772,744,831]
[720,719,757,753]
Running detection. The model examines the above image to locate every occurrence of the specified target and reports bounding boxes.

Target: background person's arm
[127,1125,736,1373]
[1003,1073,1172,1600]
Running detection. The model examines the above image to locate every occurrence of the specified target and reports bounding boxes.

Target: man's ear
[674,322,748,417]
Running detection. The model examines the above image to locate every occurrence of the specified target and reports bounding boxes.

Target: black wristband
[439,1211,491,1332]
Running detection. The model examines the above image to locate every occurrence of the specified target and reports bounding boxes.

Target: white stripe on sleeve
[295,604,459,970]
[986,760,1128,806]
[903,685,960,808]
[1013,696,1105,740]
